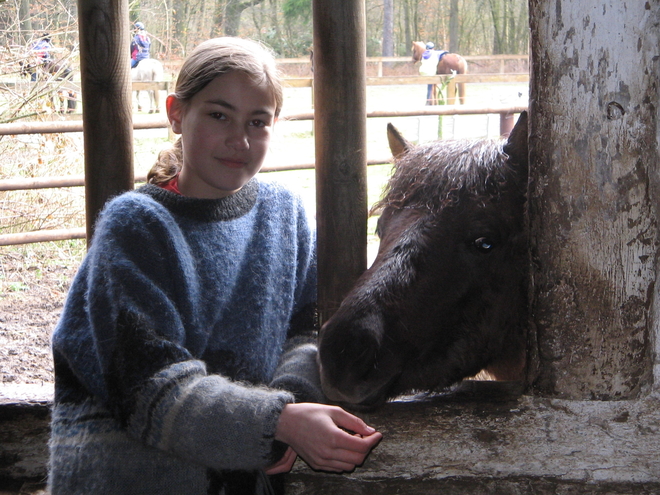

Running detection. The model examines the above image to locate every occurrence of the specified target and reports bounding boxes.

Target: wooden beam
[77,0,133,242]
[313,0,367,324]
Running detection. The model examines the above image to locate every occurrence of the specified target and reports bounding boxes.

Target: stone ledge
[287,385,660,488]
[1,382,659,491]
[0,385,52,481]
[0,384,53,406]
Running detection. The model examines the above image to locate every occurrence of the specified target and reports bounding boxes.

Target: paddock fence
[1,69,528,247]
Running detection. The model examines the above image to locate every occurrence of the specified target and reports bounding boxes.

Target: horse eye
[473,237,494,253]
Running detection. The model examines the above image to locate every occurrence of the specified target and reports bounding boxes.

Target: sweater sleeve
[111,311,293,470]
[269,304,326,404]
[268,196,326,404]
[71,193,295,471]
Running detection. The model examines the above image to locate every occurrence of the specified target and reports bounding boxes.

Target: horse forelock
[373,139,514,214]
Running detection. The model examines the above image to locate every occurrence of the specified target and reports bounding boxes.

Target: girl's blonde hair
[148,37,284,185]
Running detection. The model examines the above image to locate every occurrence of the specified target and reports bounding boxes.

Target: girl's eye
[210,112,226,120]
[250,119,267,128]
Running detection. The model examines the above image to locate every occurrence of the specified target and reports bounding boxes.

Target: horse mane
[372,139,518,215]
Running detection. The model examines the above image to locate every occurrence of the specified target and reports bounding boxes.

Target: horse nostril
[345,342,378,379]
[319,313,383,382]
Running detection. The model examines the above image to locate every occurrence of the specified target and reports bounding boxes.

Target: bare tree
[449,0,458,52]
[19,0,33,44]
[382,0,393,57]
[224,0,265,36]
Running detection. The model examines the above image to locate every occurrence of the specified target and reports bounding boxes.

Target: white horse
[131,58,164,113]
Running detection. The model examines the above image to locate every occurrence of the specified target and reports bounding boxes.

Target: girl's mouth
[219,158,247,169]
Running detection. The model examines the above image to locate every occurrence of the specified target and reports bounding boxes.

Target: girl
[49,37,381,495]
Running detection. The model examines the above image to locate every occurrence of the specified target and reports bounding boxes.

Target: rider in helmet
[27,33,55,81]
[131,22,151,68]
[419,41,440,104]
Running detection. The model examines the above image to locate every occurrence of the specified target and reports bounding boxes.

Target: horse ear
[503,111,528,167]
[387,123,413,159]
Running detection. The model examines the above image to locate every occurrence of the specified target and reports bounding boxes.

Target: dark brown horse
[412,41,468,104]
[318,112,529,409]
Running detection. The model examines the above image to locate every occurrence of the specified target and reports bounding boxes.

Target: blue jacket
[131,32,151,61]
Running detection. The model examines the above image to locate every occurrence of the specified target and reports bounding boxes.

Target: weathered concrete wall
[528,0,660,399]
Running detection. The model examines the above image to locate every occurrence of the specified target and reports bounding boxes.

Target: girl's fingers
[313,434,383,471]
[264,447,297,475]
[333,427,383,454]
[307,457,360,473]
[330,407,377,437]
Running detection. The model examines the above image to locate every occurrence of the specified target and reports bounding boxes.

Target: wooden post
[78,0,133,242]
[528,0,659,399]
[313,0,367,324]
[499,112,514,137]
[446,79,456,104]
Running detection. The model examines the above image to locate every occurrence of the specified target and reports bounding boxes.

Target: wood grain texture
[312,0,368,324]
[77,0,134,241]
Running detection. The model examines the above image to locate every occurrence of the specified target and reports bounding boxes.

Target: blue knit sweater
[49,179,321,494]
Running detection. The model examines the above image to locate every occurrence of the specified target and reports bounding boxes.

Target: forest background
[2,0,528,63]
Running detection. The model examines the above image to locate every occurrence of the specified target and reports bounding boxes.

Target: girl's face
[167,71,277,199]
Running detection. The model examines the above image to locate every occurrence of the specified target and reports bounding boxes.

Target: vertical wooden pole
[446,79,456,104]
[313,0,367,324]
[78,0,133,242]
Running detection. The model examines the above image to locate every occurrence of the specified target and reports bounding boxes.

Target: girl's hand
[264,446,298,475]
[274,403,382,473]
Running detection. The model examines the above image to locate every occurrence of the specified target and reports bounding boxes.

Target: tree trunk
[448,0,459,52]
[19,0,32,44]
[269,0,280,47]
[224,0,266,36]
[173,0,190,49]
[403,0,412,53]
[211,0,226,37]
[382,0,393,57]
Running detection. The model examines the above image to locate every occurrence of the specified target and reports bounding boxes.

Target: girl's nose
[226,126,249,151]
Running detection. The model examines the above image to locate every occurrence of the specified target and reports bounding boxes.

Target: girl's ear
[166,94,183,134]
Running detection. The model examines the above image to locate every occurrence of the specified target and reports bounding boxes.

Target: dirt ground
[0,252,78,387]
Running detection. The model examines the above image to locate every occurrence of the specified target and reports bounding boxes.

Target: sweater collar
[137,178,259,222]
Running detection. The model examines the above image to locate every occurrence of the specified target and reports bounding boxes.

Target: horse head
[411,41,426,62]
[318,112,529,409]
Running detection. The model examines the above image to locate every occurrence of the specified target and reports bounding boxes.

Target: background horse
[318,112,528,409]
[131,58,164,113]
[20,59,78,114]
[412,41,468,104]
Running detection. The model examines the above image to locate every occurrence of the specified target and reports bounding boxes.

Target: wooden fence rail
[1,79,528,247]
[277,53,529,76]
[1,73,528,117]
